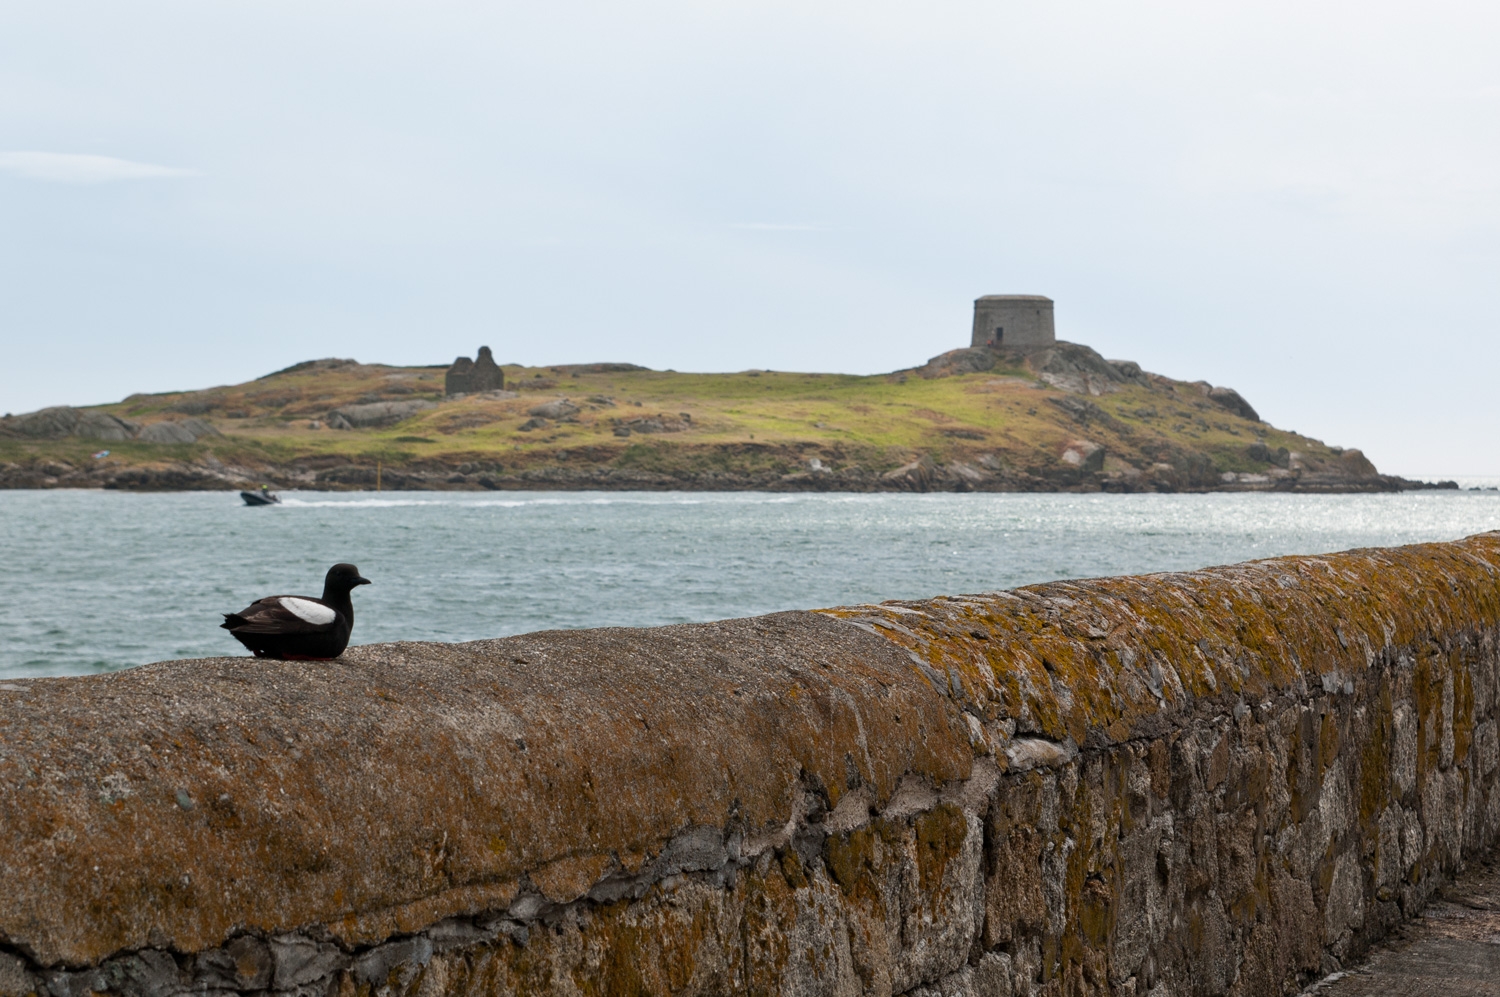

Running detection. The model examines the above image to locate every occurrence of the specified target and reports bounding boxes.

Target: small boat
[240,488,281,506]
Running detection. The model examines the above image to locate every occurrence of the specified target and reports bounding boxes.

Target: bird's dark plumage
[221,563,371,660]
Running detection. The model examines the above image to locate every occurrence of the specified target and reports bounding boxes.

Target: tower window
[993,326,1004,344]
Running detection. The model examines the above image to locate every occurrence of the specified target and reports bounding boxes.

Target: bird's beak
[357,577,372,586]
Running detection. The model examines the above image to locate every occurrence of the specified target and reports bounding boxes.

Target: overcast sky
[2,1,1497,476]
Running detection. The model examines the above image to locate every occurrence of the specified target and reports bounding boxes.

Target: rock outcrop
[1,535,1499,997]
[1186,381,1259,421]
[526,399,580,421]
[326,400,437,429]
[1020,342,1136,396]
[0,410,221,445]
[914,342,1262,424]
[0,407,140,441]
[880,453,940,490]
[135,419,222,444]
[915,348,999,379]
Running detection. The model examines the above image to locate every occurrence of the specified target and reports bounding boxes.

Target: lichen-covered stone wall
[2,535,1499,997]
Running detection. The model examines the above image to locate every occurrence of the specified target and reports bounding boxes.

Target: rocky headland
[0,345,1452,493]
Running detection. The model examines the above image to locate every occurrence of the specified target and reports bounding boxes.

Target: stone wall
[2,535,1499,997]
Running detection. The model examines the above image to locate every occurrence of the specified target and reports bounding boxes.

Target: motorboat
[240,489,281,506]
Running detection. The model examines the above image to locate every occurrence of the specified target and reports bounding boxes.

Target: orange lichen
[0,533,1497,997]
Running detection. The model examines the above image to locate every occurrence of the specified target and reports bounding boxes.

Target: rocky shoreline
[0,450,1453,494]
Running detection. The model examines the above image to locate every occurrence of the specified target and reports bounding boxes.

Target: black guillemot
[220,563,371,660]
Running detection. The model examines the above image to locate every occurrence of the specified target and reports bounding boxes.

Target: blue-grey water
[3,488,1499,678]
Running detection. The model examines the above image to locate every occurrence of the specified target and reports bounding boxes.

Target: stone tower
[445,346,505,395]
[971,295,1054,349]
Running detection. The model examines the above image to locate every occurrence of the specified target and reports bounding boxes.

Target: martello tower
[971,295,1054,349]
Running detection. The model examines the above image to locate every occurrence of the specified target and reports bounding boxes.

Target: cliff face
[2,535,1499,997]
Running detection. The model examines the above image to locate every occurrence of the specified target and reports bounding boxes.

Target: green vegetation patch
[1,352,1371,492]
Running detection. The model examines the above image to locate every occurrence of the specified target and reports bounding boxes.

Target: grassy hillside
[0,345,1428,492]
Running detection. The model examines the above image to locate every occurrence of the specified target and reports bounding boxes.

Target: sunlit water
[2,488,1499,677]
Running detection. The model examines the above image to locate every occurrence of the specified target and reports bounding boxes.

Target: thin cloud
[730,222,827,232]
[0,151,200,184]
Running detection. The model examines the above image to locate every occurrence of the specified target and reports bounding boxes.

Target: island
[0,296,1451,492]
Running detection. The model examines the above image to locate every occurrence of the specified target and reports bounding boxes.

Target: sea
[3,485,1499,678]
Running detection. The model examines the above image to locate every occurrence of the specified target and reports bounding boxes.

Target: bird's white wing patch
[279,597,336,625]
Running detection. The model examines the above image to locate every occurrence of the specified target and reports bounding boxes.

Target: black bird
[221,563,371,660]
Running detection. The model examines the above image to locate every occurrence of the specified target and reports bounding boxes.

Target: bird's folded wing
[224,597,338,634]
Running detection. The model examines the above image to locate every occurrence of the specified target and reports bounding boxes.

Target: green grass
[0,357,1351,483]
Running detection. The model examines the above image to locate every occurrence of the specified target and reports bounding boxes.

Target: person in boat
[241,484,281,505]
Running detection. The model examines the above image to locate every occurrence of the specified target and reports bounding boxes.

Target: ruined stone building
[445,346,504,395]
[971,294,1055,349]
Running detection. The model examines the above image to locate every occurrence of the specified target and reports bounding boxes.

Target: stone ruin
[445,346,504,396]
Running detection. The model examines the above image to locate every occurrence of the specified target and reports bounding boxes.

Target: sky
[2,1,1497,477]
